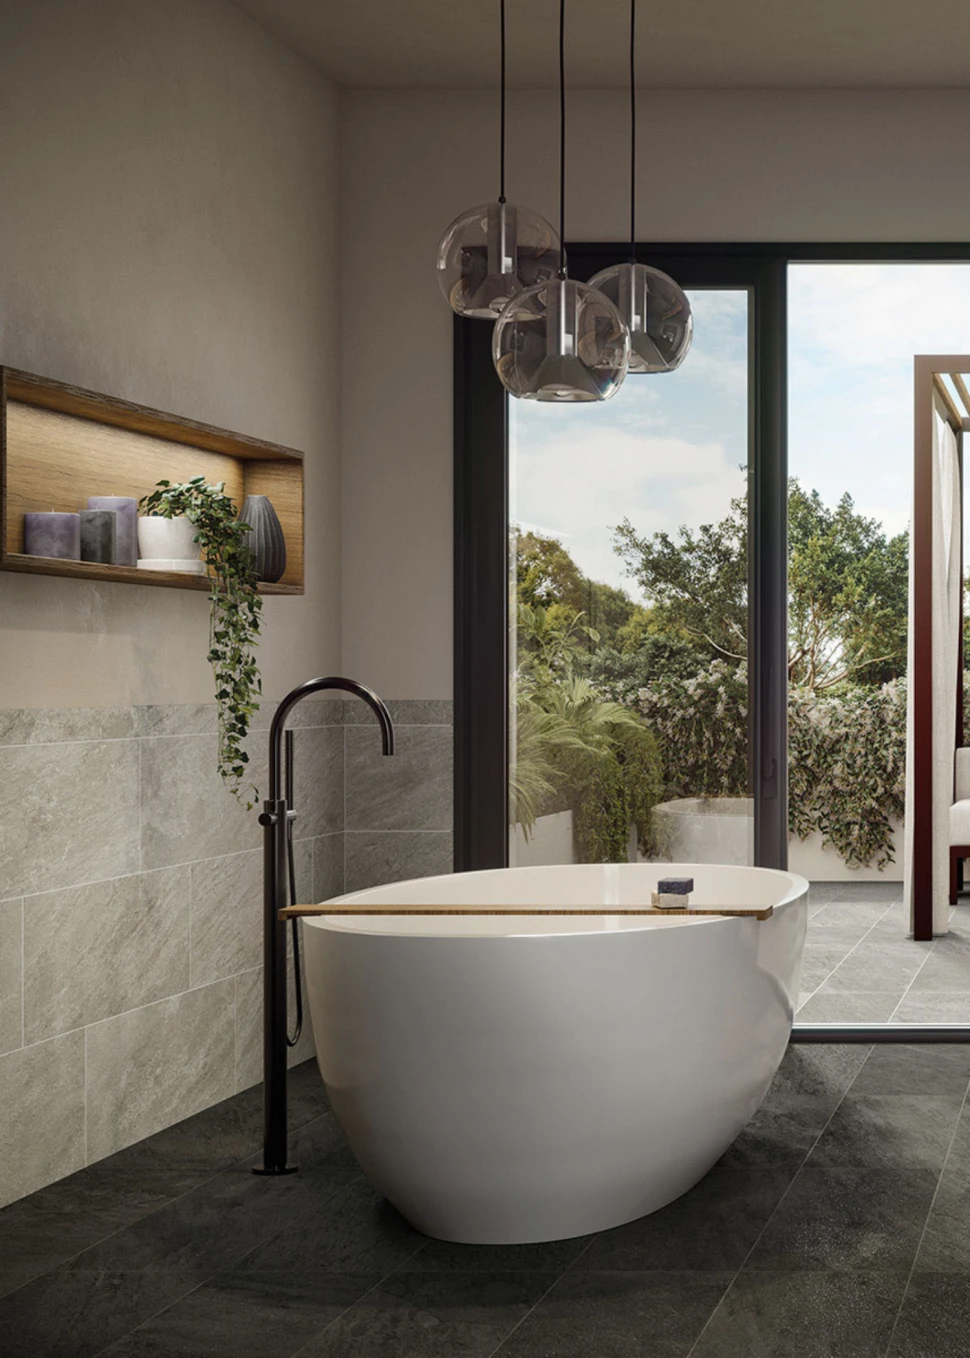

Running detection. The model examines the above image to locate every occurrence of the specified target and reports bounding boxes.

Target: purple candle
[24,512,81,560]
[87,496,137,566]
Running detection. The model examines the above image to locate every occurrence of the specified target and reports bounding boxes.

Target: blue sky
[511,263,970,600]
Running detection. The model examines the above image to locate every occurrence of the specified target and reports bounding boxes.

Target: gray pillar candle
[79,509,117,563]
[87,496,137,566]
[23,512,81,559]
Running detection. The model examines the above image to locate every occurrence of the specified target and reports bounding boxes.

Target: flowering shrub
[636,661,749,799]
[635,662,909,869]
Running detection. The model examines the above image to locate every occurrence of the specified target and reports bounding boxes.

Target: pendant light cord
[629,0,636,263]
[558,0,566,278]
[499,0,506,202]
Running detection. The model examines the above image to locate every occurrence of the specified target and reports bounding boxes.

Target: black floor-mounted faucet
[254,676,394,1176]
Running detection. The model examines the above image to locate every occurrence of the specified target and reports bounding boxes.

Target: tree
[515,529,586,612]
[515,528,638,652]
[614,481,909,691]
[613,503,748,664]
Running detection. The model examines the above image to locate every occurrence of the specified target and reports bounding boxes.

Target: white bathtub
[303,862,808,1244]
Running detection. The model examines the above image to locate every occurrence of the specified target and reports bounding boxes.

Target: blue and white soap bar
[652,877,694,910]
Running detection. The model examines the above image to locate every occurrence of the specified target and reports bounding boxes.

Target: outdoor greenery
[513,478,914,869]
[512,597,663,862]
[140,477,263,807]
[614,481,909,691]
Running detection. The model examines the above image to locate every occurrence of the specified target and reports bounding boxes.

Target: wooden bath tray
[279,904,774,921]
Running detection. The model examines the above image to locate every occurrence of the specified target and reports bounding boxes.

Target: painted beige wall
[0,0,340,708]
[340,87,970,697]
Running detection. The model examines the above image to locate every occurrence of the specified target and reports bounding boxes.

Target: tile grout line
[887,926,940,1023]
[882,1072,970,1357]
[482,1234,602,1358]
[286,1234,434,1358]
[796,895,902,1016]
[10,1074,334,1313]
[19,898,25,1053]
[683,1046,873,1357]
[11,969,254,1060]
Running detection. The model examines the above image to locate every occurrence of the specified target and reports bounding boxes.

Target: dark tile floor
[3,1043,970,1356]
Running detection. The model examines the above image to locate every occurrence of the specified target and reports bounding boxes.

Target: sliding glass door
[455,247,787,876]
[508,288,753,870]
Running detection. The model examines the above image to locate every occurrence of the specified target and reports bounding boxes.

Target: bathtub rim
[304,862,809,940]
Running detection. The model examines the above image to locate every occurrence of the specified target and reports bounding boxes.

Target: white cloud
[512,426,746,597]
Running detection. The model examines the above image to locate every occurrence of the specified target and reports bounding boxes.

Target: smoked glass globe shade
[586,262,692,373]
[492,276,629,402]
[436,201,561,319]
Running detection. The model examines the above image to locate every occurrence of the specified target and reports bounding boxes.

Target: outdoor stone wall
[0,698,452,1207]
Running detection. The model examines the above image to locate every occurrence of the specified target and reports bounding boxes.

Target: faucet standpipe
[253,677,394,1177]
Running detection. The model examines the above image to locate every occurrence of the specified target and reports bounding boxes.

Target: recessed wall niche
[0,367,305,594]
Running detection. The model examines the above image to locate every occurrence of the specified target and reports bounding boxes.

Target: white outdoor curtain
[904,408,962,936]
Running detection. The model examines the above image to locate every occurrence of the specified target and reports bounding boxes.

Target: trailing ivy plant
[140,476,262,807]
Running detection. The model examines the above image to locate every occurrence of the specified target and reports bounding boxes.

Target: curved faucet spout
[258,675,394,1177]
[268,676,394,801]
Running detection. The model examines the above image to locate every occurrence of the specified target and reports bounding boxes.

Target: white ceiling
[234,0,970,89]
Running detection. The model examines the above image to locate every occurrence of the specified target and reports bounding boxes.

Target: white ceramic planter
[137,515,203,573]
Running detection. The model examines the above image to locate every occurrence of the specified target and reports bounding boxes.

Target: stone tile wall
[0,698,453,1207]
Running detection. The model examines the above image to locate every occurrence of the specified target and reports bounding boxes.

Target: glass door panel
[788,261,970,1023]
[508,289,753,868]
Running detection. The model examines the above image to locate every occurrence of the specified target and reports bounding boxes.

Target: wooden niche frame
[0,367,305,594]
[912,358,969,940]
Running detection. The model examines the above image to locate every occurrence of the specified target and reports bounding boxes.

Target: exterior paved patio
[798,881,970,1024]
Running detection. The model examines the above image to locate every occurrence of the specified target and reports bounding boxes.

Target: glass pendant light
[587,0,692,374]
[492,0,629,402]
[436,0,561,319]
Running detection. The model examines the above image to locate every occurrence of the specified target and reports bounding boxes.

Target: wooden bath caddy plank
[279,904,774,921]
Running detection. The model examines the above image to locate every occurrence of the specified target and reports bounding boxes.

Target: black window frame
[454,242,970,955]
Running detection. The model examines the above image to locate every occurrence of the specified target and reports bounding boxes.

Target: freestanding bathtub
[302,862,808,1244]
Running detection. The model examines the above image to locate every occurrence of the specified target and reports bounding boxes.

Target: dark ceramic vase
[238,495,286,583]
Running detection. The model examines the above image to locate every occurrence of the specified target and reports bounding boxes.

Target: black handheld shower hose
[284,728,303,1048]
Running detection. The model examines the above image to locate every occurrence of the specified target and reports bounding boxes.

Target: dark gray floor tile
[807,1095,962,1171]
[299,1271,555,1357]
[576,1168,796,1272]
[0,1175,173,1299]
[912,1110,970,1272]
[717,1096,836,1167]
[401,1236,593,1272]
[235,1178,427,1276]
[914,1176,970,1273]
[494,1271,730,1358]
[767,1045,870,1101]
[69,1160,351,1283]
[889,1274,970,1357]
[691,1270,905,1357]
[0,1267,188,1358]
[850,1044,970,1096]
[747,1168,938,1272]
[99,1272,379,1357]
